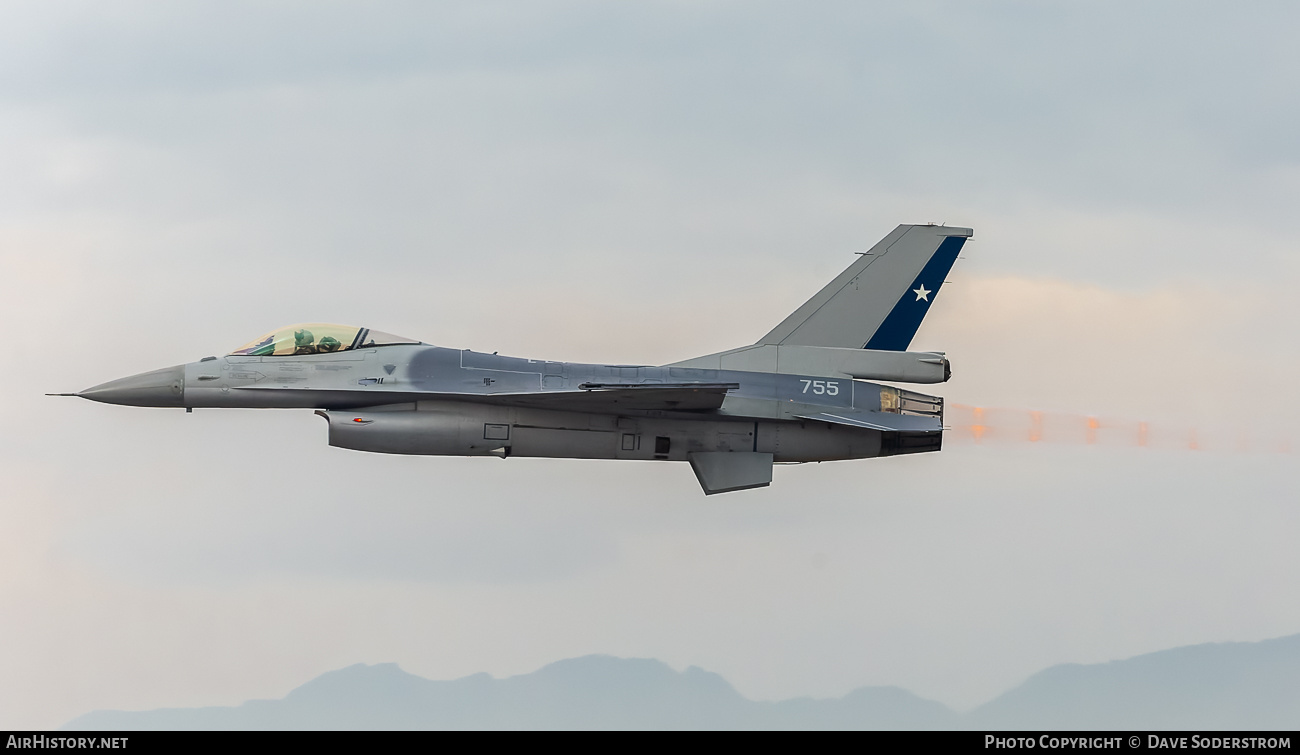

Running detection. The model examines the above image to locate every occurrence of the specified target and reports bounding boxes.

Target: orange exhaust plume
[971,407,987,443]
[945,403,1291,455]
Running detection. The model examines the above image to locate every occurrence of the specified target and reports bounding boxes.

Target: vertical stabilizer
[758,224,971,351]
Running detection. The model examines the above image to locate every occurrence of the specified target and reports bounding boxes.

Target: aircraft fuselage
[77,345,943,466]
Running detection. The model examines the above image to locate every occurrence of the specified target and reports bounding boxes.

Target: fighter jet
[55,223,971,494]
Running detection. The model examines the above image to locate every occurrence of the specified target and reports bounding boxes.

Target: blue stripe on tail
[862,236,966,351]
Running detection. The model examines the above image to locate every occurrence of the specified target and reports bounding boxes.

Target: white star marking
[913,284,931,302]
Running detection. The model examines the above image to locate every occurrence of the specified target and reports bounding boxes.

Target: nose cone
[79,365,186,407]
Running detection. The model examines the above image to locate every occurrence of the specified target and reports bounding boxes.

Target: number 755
[800,379,839,396]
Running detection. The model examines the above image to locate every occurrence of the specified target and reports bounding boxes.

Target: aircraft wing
[533,382,739,412]
[232,382,738,413]
[794,410,941,433]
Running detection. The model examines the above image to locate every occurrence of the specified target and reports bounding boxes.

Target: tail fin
[759,224,971,351]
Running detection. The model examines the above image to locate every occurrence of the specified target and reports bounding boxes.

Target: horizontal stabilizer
[688,452,774,495]
[667,345,949,383]
[795,410,941,433]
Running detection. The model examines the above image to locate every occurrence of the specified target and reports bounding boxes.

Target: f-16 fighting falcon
[55,224,971,494]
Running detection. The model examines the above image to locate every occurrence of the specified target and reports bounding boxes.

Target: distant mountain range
[65,634,1300,730]
[970,633,1300,730]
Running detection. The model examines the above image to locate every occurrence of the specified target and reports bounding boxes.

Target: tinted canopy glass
[230,323,419,356]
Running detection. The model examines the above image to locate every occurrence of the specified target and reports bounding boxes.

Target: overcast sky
[2,1,1299,728]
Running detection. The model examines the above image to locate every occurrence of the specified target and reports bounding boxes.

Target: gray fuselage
[82,344,942,465]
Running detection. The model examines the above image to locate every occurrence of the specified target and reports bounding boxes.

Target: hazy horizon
[63,631,1300,730]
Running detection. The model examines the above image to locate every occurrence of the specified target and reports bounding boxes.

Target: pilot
[293,328,317,355]
[317,336,342,353]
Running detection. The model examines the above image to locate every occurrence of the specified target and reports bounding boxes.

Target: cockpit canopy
[230,323,420,357]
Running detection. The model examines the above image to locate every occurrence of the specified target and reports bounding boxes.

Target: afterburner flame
[946,404,1294,455]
